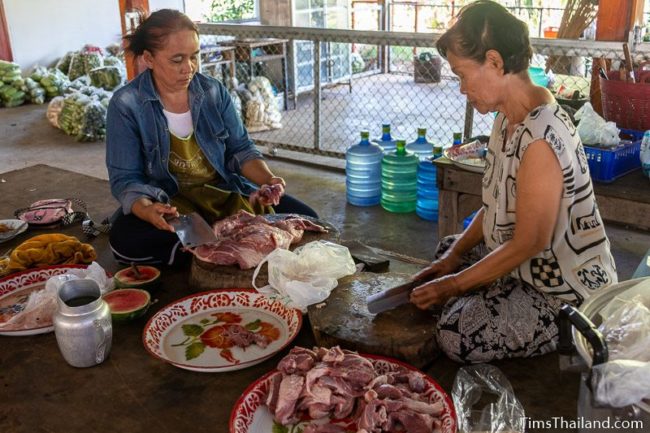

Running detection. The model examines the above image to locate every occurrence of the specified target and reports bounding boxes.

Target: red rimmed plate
[229,353,457,433]
[0,264,87,336]
[142,289,302,372]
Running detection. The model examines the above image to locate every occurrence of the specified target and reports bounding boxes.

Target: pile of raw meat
[191,211,327,269]
[266,346,445,433]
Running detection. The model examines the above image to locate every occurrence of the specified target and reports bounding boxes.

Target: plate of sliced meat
[142,289,302,372]
[0,264,87,336]
[230,346,457,433]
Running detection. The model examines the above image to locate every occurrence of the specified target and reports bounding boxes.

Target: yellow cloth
[166,133,273,224]
[168,132,219,187]
[1,234,96,276]
[171,184,273,225]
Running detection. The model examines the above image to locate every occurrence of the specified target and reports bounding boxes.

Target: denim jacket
[106,69,263,214]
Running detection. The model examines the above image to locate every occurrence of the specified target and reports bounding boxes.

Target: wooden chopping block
[342,240,390,273]
[189,216,340,290]
[307,272,439,368]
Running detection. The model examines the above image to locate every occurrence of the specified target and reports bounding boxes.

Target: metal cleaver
[366,280,418,314]
[167,212,218,248]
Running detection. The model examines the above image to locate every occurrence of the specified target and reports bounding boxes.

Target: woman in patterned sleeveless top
[409,1,617,363]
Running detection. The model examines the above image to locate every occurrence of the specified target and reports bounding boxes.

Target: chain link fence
[198,23,650,164]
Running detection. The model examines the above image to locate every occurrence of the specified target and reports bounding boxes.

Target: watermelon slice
[103,289,151,322]
[114,264,161,291]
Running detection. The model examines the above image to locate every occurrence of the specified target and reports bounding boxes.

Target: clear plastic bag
[592,360,650,408]
[574,102,619,146]
[252,240,356,312]
[598,292,650,362]
[452,364,526,433]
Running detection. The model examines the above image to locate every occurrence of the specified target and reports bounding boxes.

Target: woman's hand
[132,199,179,232]
[410,274,462,309]
[268,176,286,189]
[412,252,462,283]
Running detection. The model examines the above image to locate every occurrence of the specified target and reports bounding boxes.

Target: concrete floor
[1,103,648,278]
[2,104,650,432]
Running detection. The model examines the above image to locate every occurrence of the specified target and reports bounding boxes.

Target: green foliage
[206,0,255,22]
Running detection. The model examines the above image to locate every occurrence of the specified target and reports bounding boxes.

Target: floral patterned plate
[0,265,87,336]
[0,219,28,243]
[229,354,458,433]
[443,140,487,173]
[142,289,302,372]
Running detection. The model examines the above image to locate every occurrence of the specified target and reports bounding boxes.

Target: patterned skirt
[434,235,564,363]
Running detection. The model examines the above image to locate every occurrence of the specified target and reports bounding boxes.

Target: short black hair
[436,0,532,74]
[124,9,198,56]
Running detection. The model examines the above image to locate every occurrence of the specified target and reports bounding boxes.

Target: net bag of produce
[89,66,123,91]
[46,96,66,128]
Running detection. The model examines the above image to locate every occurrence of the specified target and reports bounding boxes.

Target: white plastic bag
[252,241,356,312]
[574,102,619,147]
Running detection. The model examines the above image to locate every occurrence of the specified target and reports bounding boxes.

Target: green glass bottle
[381,139,418,213]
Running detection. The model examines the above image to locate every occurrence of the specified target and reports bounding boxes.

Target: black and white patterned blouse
[482,104,618,304]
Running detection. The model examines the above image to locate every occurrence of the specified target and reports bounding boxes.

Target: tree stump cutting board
[189,214,340,290]
[307,272,439,368]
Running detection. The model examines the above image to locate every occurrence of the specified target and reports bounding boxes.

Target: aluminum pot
[559,277,650,432]
[53,279,112,368]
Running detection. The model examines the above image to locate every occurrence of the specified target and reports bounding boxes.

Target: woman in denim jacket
[106,9,316,265]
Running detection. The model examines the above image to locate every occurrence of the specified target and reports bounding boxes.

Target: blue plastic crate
[583,128,643,183]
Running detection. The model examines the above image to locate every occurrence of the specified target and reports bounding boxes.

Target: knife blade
[366,280,418,314]
[167,212,218,248]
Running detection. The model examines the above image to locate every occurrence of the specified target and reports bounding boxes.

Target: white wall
[4,0,186,72]
[150,0,185,12]
[4,0,122,71]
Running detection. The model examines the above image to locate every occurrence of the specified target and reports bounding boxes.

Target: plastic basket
[583,128,643,183]
[600,72,650,131]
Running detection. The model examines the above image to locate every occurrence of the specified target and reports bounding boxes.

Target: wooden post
[0,0,12,61]
[590,0,638,115]
[119,0,150,81]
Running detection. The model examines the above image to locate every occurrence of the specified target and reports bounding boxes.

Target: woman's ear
[485,49,505,73]
[142,50,154,69]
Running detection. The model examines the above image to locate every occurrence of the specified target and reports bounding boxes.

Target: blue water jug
[406,127,434,159]
[346,130,383,206]
[416,146,442,221]
[381,140,418,213]
[372,123,397,152]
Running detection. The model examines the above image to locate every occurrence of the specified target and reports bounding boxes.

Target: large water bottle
[346,130,384,206]
[372,123,397,152]
[416,145,443,221]
[381,139,418,213]
[641,130,650,180]
[406,127,434,159]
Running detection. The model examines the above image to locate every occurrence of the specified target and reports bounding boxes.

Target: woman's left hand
[410,274,462,309]
[268,176,286,190]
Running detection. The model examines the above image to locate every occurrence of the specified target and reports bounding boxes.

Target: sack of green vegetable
[77,100,107,142]
[56,52,74,75]
[89,66,123,91]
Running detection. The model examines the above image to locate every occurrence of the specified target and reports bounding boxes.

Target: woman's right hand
[412,252,462,283]
[132,198,179,232]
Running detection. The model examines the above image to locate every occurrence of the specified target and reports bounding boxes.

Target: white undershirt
[162,109,193,138]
